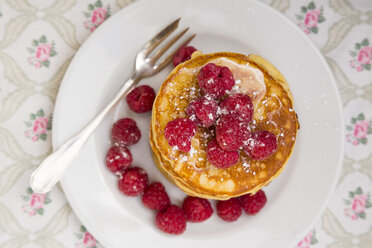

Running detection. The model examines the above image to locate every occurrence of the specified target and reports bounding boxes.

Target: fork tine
[150,27,189,63]
[141,18,180,56]
[153,34,196,73]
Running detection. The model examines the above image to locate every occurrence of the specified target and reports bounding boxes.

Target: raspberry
[216,198,242,222]
[126,85,156,113]
[207,139,239,168]
[118,167,148,196]
[243,130,277,160]
[111,118,141,146]
[219,93,254,123]
[216,115,250,151]
[155,205,187,235]
[142,182,170,210]
[164,118,197,152]
[182,196,213,223]
[105,146,132,173]
[198,63,235,99]
[240,190,267,215]
[172,46,197,66]
[186,96,218,128]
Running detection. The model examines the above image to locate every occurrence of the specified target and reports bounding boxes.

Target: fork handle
[30,72,141,194]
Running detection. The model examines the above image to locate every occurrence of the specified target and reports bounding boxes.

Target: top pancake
[151,52,299,199]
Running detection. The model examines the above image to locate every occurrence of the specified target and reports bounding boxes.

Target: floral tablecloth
[0,0,371,247]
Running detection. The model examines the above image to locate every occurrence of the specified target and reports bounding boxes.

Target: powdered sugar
[189,147,196,157]
[180,156,188,162]
[242,161,251,172]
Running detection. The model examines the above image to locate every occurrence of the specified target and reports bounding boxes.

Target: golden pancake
[150,52,299,200]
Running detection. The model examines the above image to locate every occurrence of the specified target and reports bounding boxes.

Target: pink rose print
[83,232,97,247]
[91,8,106,26]
[344,187,371,220]
[75,226,98,248]
[83,0,111,33]
[349,38,371,72]
[21,187,51,216]
[35,43,51,62]
[30,193,45,209]
[352,195,367,213]
[297,232,312,248]
[346,113,372,146]
[353,120,369,139]
[24,109,52,142]
[304,10,319,28]
[296,2,325,35]
[297,230,318,248]
[33,117,48,135]
[358,46,372,65]
[26,35,57,68]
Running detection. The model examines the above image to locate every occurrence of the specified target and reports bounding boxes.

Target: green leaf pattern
[74,225,98,248]
[24,109,52,142]
[26,35,57,69]
[83,0,111,32]
[344,188,372,220]
[21,187,52,216]
[349,38,372,72]
[346,113,372,146]
[296,2,326,35]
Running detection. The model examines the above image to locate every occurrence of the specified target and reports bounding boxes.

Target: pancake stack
[150,52,299,200]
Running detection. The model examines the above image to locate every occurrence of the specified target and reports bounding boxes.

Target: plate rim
[53,0,345,247]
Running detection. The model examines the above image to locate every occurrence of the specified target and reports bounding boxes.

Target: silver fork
[30,18,195,194]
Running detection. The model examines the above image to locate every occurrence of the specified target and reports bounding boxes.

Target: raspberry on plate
[155,205,187,235]
[240,190,267,215]
[207,139,239,168]
[126,85,156,113]
[118,167,148,196]
[111,118,141,146]
[216,114,250,151]
[105,146,132,173]
[198,63,235,99]
[219,93,254,123]
[243,130,277,160]
[186,96,218,128]
[164,118,197,152]
[216,198,242,222]
[182,196,213,223]
[172,46,197,66]
[142,182,170,210]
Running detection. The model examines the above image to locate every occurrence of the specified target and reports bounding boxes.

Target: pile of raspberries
[165,58,278,168]
[103,46,269,235]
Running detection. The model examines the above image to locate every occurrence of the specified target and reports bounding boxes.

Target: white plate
[53,0,344,247]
